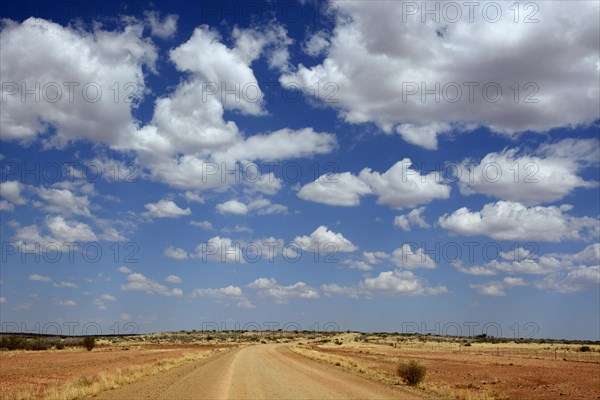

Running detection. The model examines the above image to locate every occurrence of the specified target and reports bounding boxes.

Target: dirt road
[93,344,428,399]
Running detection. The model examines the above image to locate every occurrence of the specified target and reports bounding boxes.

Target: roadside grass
[291,341,507,400]
[10,348,231,400]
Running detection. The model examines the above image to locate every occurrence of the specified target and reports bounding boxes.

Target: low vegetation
[397,360,426,386]
[83,336,96,351]
[0,335,91,351]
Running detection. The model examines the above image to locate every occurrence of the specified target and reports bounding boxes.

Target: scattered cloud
[121,272,183,296]
[470,277,528,297]
[394,207,430,231]
[195,236,245,263]
[216,198,288,216]
[189,285,254,308]
[458,139,599,204]
[28,274,52,283]
[190,220,214,230]
[343,252,379,272]
[93,294,117,310]
[439,201,599,242]
[293,225,357,253]
[45,215,97,242]
[216,200,248,215]
[165,275,182,284]
[361,269,448,296]
[33,186,91,217]
[144,11,178,39]
[53,281,78,288]
[320,284,360,299]
[298,160,450,210]
[302,30,330,57]
[298,172,372,206]
[143,199,191,219]
[164,246,189,260]
[390,244,437,269]
[248,278,319,303]
[0,181,27,207]
[57,299,77,306]
[535,266,600,294]
[183,191,204,203]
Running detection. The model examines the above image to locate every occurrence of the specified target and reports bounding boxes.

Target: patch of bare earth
[0,343,232,399]
[305,344,600,399]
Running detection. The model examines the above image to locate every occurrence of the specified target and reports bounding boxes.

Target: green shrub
[397,360,426,386]
[82,336,96,351]
[27,340,51,351]
[1,335,24,350]
[579,345,591,352]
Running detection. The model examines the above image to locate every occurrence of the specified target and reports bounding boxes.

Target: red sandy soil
[0,343,230,399]
[313,346,600,399]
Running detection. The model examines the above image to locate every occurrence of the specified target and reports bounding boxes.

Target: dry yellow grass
[290,344,434,399]
[291,341,507,400]
[10,347,232,400]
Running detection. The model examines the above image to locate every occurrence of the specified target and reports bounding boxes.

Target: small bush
[82,336,96,351]
[397,360,426,386]
[1,335,24,350]
[579,345,591,352]
[27,340,51,351]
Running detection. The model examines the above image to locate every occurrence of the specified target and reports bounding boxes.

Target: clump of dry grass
[397,360,426,386]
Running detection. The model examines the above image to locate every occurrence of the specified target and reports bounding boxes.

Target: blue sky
[0,0,599,340]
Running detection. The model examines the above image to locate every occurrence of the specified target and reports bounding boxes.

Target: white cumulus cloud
[293,225,357,253]
[439,201,599,242]
[143,199,191,219]
[247,278,319,304]
[281,1,600,149]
